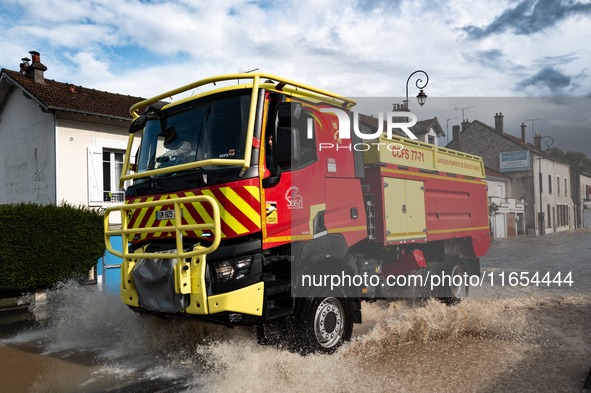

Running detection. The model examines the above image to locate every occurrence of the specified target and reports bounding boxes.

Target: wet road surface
[1,229,590,392]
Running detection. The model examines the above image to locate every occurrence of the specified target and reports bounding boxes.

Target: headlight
[213,256,253,284]
[215,261,233,284]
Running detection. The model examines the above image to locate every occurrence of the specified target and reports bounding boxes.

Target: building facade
[0,52,144,217]
[447,113,575,235]
[485,167,526,238]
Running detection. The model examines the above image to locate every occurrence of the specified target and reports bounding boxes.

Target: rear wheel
[437,254,469,305]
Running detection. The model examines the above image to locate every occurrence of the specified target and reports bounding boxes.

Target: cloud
[354,0,402,13]
[517,66,576,95]
[67,51,112,81]
[1,0,590,98]
[462,49,505,68]
[462,0,591,40]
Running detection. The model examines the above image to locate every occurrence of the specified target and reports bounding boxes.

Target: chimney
[452,125,461,151]
[461,119,470,132]
[19,57,30,73]
[25,51,47,84]
[520,122,527,143]
[494,112,504,134]
[534,133,542,149]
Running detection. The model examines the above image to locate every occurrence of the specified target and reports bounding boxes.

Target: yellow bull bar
[104,194,221,261]
[104,195,264,317]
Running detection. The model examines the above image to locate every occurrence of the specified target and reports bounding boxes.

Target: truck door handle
[402,205,406,213]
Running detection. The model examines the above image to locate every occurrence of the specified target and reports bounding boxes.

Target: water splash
[2,282,589,392]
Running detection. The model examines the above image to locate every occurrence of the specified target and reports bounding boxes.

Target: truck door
[262,100,325,245]
[383,178,427,241]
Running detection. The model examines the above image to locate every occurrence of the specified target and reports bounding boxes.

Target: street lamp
[404,70,429,108]
[537,135,554,236]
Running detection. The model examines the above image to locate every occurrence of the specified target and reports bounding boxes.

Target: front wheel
[295,296,353,354]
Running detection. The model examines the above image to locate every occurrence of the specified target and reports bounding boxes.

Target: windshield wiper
[135,176,165,193]
[188,167,222,185]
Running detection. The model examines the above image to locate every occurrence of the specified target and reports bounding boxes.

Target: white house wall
[0,90,56,204]
[417,128,439,146]
[56,116,134,206]
[533,156,573,234]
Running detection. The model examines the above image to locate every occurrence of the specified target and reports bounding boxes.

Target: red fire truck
[104,73,490,353]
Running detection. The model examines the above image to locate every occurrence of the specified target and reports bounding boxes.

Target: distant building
[572,167,591,227]
[485,167,526,238]
[409,117,444,146]
[0,51,144,215]
[447,113,575,235]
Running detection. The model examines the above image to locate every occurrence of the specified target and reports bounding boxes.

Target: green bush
[0,202,105,291]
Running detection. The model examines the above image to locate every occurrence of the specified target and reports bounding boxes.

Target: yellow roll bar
[119,72,357,188]
[104,195,221,260]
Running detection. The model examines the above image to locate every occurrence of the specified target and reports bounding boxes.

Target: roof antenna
[455,106,476,122]
[524,118,546,141]
[238,68,259,84]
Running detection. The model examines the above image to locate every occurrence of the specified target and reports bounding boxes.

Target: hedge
[0,202,105,291]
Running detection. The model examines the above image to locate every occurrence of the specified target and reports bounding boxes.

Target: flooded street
[1,229,590,392]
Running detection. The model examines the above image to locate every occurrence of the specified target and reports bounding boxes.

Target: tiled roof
[447,119,569,166]
[1,68,145,119]
[410,117,445,136]
[484,167,509,179]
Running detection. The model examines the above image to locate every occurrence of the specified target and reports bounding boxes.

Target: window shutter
[88,146,103,204]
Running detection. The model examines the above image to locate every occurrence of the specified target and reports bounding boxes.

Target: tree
[550,147,591,173]
[489,202,499,216]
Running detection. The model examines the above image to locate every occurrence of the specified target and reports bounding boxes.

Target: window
[539,172,543,193]
[137,91,251,175]
[103,150,125,202]
[88,147,130,205]
[564,178,568,195]
[497,183,505,198]
[547,205,551,228]
[557,175,560,195]
[269,109,318,171]
[428,135,435,145]
[548,174,552,194]
[296,111,318,168]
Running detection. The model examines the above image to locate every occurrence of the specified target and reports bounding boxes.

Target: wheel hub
[314,298,345,348]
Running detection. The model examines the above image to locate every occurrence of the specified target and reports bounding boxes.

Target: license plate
[156,209,181,220]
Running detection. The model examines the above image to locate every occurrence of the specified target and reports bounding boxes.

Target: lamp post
[537,135,554,236]
[404,70,429,109]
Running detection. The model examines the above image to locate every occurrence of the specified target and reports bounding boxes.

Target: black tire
[293,295,353,354]
[437,254,469,305]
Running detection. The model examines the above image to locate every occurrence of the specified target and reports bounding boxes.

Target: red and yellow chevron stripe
[125,179,261,243]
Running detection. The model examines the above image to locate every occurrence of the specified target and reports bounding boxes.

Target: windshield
[137,91,251,178]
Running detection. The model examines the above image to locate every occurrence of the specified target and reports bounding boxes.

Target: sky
[1,0,590,154]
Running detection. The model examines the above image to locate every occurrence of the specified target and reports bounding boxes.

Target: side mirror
[262,165,282,189]
[129,114,148,134]
[129,101,168,134]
